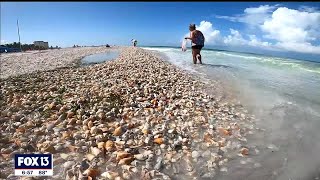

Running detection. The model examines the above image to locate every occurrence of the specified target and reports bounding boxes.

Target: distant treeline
[3,42,60,51]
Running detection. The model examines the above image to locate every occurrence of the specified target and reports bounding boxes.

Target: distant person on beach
[131,39,137,47]
[185,24,205,64]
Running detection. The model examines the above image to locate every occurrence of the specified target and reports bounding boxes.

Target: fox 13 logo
[14,154,53,176]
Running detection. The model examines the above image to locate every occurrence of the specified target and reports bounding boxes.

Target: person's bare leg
[192,49,197,64]
[195,49,202,64]
[198,51,202,64]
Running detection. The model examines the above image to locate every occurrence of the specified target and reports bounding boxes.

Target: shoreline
[0,47,255,179]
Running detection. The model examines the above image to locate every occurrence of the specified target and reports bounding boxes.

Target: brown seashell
[113,127,123,136]
[84,168,100,178]
[62,131,71,139]
[134,154,147,161]
[14,139,22,147]
[105,140,114,151]
[118,157,134,165]
[116,151,132,161]
[154,138,164,145]
[241,148,249,155]
[67,111,75,118]
[16,127,26,133]
[1,154,11,160]
[203,133,214,144]
[88,121,94,129]
[127,123,135,129]
[97,142,105,149]
[41,144,56,153]
[68,118,77,125]
[217,127,231,136]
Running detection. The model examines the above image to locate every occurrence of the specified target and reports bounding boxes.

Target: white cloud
[224,29,247,45]
[213,5,320,54]
[216,5,278,27]
[261,7,320,43]
[223,29,275,50]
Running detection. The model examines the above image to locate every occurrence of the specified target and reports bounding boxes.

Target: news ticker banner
[14,154,53,176]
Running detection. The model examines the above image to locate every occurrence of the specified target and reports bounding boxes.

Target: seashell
[118,157,134,165]
[91,147,102,156]
[90,126,98,135]
[60,153,69,160]
[67,111,75,118]
[88,121,94,129]
[217,127,231,136]
[191,151,199,159]
[116,151,132,161]
[101,171,119,179]
[62,131,71,139]
[203,133,214,144]
[48,102,56,110]
[67,145,78,152]
[83,125,89,131]
[63,161,75,169]
[218,140,225,147]
[142,128,149,135]
[154,138,164,145]
[105,140,114,151]
[97,142,105,149]
[186,101,193,108]
[41,144,56,153]
[97,112,106,120]
[241,148,249,155]
[68,118,77,125]
[134,154,147,161]
[16,127,26,133]
[46,123,55,131]
[113,127,123,136]
[86,154,95,161]
[154,157,163,170]
[122,165,137,173]
[83,168,100,178]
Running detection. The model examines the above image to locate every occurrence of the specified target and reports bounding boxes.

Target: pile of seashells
[0,47,256,180]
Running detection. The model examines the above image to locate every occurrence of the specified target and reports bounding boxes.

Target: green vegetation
[2,42,61,51]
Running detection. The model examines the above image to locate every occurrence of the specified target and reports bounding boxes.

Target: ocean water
[81,50,120,65]
[143,47,320,180]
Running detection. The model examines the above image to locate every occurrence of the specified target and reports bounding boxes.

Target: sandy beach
[0,47,255,179]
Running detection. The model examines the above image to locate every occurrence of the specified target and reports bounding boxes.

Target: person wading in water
[185,24,205,64]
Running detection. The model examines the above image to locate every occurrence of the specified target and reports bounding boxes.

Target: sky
[1,2,320,59]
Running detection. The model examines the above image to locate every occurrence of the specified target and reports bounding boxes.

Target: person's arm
[185,31,195,41]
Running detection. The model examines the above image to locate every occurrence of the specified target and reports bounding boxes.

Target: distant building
[34,41,49,49]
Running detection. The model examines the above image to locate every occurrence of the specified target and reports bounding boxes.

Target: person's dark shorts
[192,45,203,50]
